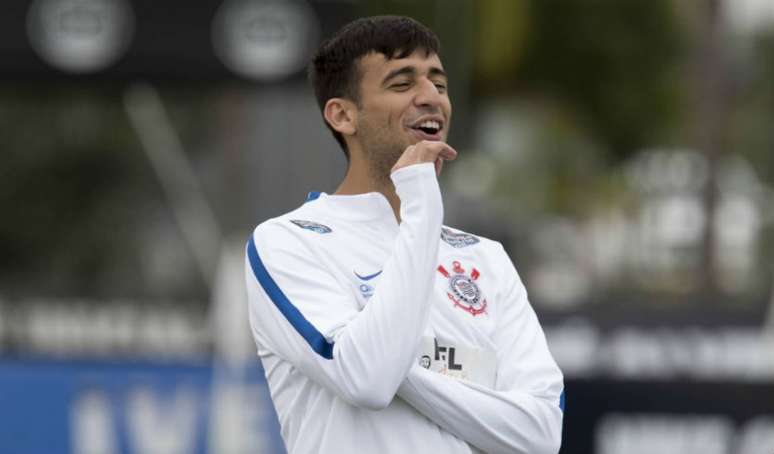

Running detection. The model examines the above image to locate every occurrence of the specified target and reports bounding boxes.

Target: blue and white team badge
[441,227,479,248]
[437,260,488,316]
[290,219,332,234]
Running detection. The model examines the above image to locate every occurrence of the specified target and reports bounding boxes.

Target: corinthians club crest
[437,261,488,316]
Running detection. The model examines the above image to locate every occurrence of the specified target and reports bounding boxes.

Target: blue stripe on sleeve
[246,235,334,360]
[559,390,565,412]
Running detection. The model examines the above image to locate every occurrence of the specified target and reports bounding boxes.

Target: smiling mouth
[408,119,443,138]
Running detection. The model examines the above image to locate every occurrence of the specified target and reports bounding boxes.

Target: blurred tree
[727,27,774,293]
[691,0,728,298]
[0,86,209,301]
[493,0,687,161]
[452,0,772,311]
[474,0,530,83]
[730,29,774,186]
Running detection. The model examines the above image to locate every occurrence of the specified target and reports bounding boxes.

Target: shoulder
[440,225,517,281]
[250,203,333,252]
[440,225,503,253]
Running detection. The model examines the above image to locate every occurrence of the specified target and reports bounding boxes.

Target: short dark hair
[309,15,441,157]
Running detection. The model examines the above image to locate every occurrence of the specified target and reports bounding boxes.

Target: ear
[323,98,357,137]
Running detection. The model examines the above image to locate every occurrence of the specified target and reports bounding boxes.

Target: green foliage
[474,0,530,82]
[729,29,774,186]
[507,0,686,160]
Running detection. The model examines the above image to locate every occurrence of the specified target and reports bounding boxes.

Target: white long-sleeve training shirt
[245,163,564,454]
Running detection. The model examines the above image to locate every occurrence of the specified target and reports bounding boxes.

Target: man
[245,15,564,454]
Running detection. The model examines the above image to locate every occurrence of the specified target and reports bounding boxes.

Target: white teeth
[418,120,440,131]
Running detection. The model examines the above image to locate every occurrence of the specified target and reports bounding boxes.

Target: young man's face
[352,49,452,179]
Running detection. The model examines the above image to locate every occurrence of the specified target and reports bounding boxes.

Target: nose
[413,77,444,108]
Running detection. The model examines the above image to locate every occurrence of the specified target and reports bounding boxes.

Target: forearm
[398,366,563,454]
[329,163,444,405]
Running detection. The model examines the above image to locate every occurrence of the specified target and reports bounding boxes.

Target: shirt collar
[305,191,396,222]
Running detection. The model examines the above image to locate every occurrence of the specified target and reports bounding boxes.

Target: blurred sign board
[545,320,774,381]
[0,359,285,454]
[1,302,772,453]
[0,0,354,82]
[562,379,774,454]
[26,0,135,74]
[211,0,320,81]
[1,357,772,454]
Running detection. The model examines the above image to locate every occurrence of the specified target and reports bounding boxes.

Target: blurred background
[1,0,773,453]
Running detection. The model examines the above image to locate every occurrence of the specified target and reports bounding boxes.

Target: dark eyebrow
[381,66,416,86]
[381,65,447,87]
[429,67,447,79]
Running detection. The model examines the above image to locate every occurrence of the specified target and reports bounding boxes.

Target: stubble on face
[356,109,411,188]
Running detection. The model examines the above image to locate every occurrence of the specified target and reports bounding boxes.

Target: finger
[438,145,457,161]
[418,142,457,162]
[435,157,443,176]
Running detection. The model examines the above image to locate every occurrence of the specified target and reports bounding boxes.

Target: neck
[334,150,401,222]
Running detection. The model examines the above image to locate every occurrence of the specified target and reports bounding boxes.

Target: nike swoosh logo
[354,270,383,281]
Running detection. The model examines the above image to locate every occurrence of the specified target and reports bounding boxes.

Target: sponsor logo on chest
[416,336,497,388]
